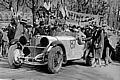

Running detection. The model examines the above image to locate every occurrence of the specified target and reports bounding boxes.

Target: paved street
[0,59,120,80]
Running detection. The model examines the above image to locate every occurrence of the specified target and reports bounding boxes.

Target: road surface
[0,59,120,80]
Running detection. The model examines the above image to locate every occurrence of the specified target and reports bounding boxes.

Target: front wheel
[8,44,22,69]
[48,46,63,73]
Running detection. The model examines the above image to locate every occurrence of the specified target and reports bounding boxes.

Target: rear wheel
[86,56,95,66]
[86,50,95,66]
[48,46,63,73]
[8,44,22,69]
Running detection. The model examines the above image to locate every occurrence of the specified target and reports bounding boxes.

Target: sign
[70,40,76,49]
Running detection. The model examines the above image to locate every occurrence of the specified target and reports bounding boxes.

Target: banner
[66,10,102,27]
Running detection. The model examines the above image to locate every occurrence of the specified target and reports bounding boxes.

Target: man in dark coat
[91,25,104,67]
[7,18,17,42]
[33,19,45,36]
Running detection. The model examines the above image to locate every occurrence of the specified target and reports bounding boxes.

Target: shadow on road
[63,60,89,67]
[21,60,89,74]
[0,58,10,68]
[0,58,89,74]
[22,64,51,74]
[0,62,9,68]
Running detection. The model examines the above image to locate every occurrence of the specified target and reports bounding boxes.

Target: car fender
[9,39,19,45]
[48,41,66,54]
[47,46,53,52]
[48,41,67,63]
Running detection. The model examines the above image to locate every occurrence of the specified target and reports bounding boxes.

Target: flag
[65,6,69,17]
[59,5,65,18]
[43,2,51,11]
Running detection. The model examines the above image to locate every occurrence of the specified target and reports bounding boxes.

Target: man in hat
[7,18,17,42]
[82,25,93,60]
[33,18,45,36]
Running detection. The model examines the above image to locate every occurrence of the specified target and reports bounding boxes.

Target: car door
[70,32,85,60]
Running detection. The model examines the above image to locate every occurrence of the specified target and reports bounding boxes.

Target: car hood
[55,36,75,41]
[41,35,58,42]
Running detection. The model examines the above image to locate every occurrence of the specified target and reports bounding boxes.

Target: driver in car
[69,25,86,45]
[33,17,45,36]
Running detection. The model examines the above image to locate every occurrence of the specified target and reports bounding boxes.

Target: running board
[23,61,47,65]
[24,46,46,49]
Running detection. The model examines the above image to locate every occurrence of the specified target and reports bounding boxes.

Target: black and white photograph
[0,0,120,80]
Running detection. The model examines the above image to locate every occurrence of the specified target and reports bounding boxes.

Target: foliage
[0,0,12,11]
[76,0,109,15]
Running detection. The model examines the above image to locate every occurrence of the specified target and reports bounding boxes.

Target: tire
[86,50,95,66]
[86,56,95,66]
[48,46,63,73]
[8,44,22,69]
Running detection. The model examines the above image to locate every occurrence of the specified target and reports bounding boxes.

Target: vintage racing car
[8,30,93,73]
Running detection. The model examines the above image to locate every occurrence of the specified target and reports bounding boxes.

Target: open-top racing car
[8,28,93,73]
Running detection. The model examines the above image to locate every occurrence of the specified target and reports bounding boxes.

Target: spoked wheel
[8,44,22,69]
[48,46,63,73]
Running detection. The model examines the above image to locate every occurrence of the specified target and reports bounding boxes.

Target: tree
[77,0,91,13]
[26,0,40,20]
[0,0,25,15]
[76,0,109,15]
[24,0,43,34]
[66,0,78,11]
[0,0,12,11]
